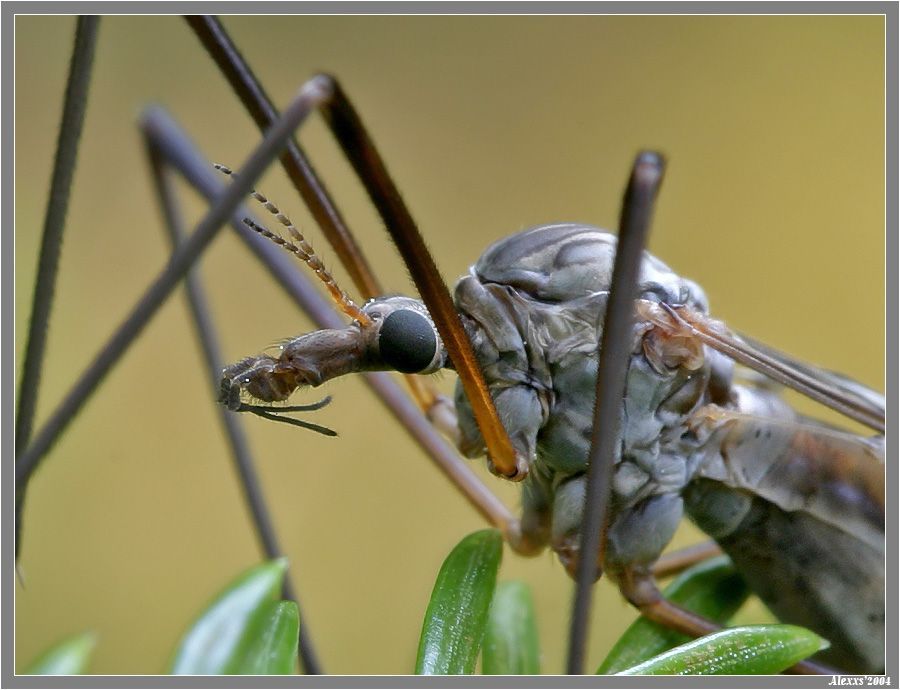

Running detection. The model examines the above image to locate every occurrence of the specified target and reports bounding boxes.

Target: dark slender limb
[314,75,524,480]
[15,15,99,562]
[566,153,665,674]
[652,541,723,579]
[140,106,342,330]
[185,15,382,300]
[145,146,322,674]
[16,16,99,454]
[15,77,333,558]
[185,15,443,421]
[140,107,522,548]
[16,16,99,455]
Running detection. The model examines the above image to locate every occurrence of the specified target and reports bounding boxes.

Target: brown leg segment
[620,566,839,675]
[187,16,483,471]
[189,17,529,537]
[317,76,526,480]
[652,541,723,579]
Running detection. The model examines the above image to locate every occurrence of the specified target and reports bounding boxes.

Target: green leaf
[23,632,96,675]
[616,624,828,675]
[235,601,299,674]
[482,581,540,674]
[415,529,503,675]
[171,558,289,674]
[597,555,749,673]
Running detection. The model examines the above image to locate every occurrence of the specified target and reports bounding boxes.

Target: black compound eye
[378,309,438,373]
[640,282,675,305]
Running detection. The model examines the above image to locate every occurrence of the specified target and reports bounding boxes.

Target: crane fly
[216,99,885,673]
[14,15,885,675]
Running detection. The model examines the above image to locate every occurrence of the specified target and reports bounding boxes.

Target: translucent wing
[690,406,884,551]
[736,329,885,418]
[687,406,885,672]
[638,301,884,432]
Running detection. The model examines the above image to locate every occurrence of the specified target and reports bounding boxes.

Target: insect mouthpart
[218,296,448,434]
[217,346,345,436]
[217,356,337,436]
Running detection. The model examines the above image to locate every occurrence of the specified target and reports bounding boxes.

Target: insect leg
[618,567,839,675]
[187,16,450,423]
[315,75,525,480]
[16,16,99,455]
[651,541,723,579]
[186,15,381,299]
[144,137,322,673]
[15,74,331,564]
[15,17,99,563]
[185,21,532,526]
[190,15,466,439]
[567,152,666,674]
[141,108,530,552]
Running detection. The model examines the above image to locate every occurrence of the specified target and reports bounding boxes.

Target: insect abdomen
[684,478,885,673]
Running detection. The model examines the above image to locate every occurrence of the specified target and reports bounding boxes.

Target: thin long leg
[313,76,524,480]
[140,108,525,550]
[185,15,448,422]
[145,141,322,674]
[652,541,723,579]
[566,152,666,674]
[185,14,381,299]
[16,16,99,453]
[176,42,527,538]
[15,77,332,559]
[15,17,99,560]
[618,567,838,675]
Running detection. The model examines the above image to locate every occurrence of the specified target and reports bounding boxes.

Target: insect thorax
[451,223,731,572]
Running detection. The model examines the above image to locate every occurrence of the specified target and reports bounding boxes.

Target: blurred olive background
[15,15,884,674]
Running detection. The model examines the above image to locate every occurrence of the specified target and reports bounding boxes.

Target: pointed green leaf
[171,558,288,674]
[415,529,503,675]
[24,632,96,675]
[482,581,540,674]
[616,624,828,675]
[235,600,299,674]
[597,555,749,673]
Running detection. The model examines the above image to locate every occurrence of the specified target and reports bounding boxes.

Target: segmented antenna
[214,164,372,326]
